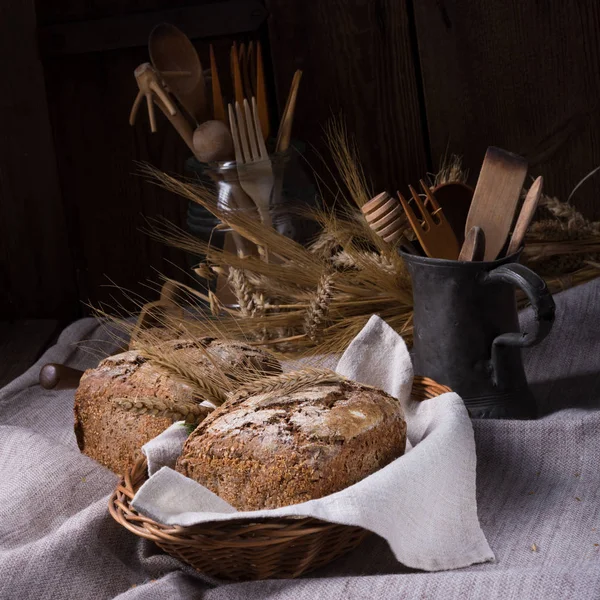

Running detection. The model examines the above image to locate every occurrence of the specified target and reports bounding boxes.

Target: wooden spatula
[506,176,544,256]
[465,147,528,261]
[458,226,486,261]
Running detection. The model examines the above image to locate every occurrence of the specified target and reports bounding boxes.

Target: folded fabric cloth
[132,315,494,572]
[1,280,600,599]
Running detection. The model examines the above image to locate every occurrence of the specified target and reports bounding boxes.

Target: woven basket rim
[108,375,451,577]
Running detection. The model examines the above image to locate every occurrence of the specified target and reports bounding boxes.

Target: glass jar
[183,143,318,297]
[185,144,318,246]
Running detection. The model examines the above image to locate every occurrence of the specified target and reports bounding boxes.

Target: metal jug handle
[480,262,555,386]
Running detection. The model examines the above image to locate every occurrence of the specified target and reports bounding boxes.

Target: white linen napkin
[131,315,494,572]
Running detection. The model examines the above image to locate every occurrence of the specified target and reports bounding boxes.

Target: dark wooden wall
[3,0,600,322]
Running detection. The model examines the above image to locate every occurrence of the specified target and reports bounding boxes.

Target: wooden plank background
[2,0,600,321]
[413,0,600,220]
[266,0,428,196]
[0,0,76,320]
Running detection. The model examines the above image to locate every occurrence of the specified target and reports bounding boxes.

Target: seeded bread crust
[74,338,280,475]
[176,379,406,510]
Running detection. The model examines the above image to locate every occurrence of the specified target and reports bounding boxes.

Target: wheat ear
[114,397,212,424]
[232,367,345,402]
[228,267,256,317]
[304,272,335,341]
[136,345,229,406]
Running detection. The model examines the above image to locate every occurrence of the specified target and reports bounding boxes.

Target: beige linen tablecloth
[1,279,599,599]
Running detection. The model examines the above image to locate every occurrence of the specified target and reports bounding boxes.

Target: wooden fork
[228,97,274,229]
[398,180,460,260]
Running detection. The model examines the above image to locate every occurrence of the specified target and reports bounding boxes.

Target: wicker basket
[108,376,450,580]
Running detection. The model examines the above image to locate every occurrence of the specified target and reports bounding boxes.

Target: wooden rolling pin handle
[39,364,84,390]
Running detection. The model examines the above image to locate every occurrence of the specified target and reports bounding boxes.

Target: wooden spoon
[507,176,544,255]
[149,23,207,125]
[458,226,486,261]
[465,147,528,261]
[192,120,235,163]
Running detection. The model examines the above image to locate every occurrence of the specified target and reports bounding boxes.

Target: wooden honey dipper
[361,192,404,242]
[361,192,418,254]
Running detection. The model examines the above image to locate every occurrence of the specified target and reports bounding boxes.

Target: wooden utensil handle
[39,363,84,390]
[458,226,485,261]
[154,95,197,156]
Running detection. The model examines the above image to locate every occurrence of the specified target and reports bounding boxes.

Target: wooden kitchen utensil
[458,226,486,261]
[361,192,418,254]
[246,41,257,97]
[465,147,528,261]
[130,63,197,156]
[230,42,245,107]
[149,23,208,125]
[130,62,177,132]
[506,176,544,255]
[209,44,226,123]
[40,364,84,390]
[431,182,474,244]
[256,41,269,140]
[362,192,405,243]
[240,42,253,98]
[228,99,274,228]
[269,69,303,218]
[275,70,303,152]
[192,120,235,163]
[398,181,460,260]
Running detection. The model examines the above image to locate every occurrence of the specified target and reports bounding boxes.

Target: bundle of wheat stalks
[135,122,600,358]
[115,324,345,424]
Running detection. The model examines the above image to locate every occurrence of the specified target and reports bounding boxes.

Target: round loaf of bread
[175,379,407,510]
[74,338,280,475]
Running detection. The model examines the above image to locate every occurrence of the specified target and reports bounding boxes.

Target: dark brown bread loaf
[74,338,280,475]
[175,379,406,510]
